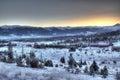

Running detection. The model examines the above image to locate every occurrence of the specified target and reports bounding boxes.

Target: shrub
[44,60,53,67]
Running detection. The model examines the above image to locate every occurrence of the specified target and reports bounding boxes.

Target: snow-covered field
[0,41,120,80]
[0,62,115,80]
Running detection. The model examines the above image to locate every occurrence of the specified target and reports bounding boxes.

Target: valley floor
[0,41,120,80]
[0,62,115,80]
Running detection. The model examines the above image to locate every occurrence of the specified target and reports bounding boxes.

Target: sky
[0,0,120,27]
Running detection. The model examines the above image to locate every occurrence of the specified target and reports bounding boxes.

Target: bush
[60,57,65,64]
[113,60,117,65]
[55,64,58,67]
[44,60,53,67]
[30,58,39,68]
[0,55,6,62]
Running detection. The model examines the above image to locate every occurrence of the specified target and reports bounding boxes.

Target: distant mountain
[0,24,120,37]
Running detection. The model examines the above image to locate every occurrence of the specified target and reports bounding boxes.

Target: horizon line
[0,23,120,28]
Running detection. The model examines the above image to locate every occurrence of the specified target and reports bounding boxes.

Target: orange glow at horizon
[0,16,120,27]
[69,16,120,27]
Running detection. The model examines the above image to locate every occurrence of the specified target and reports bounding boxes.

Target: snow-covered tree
[30,51,35,59]
[89,64,95,76]
[115,72,120,80]
[89,60,99,76]
[16,56,23,66]
[92,60,99,72]
[84,66,88,74]
[26,56,30,66]
[68,53,77,68]
[101,66,108,78]
[7,42,14,62]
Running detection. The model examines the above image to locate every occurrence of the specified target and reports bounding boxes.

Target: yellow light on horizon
[70,16,120,27]
[0,16,119,27]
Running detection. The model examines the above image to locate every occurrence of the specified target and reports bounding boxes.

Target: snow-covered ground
[0,62,115,80]
[0,41,120,80]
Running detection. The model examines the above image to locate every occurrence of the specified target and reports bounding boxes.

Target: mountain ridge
[0,24,120,36]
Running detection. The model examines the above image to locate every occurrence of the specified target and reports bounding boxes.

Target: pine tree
[68,53,76,68]
[83,61,87,65]
[84,66,88,74]
[89,64,95,76]
[30,51,35,59]
[92,60,99,72]
[115,72,120,80]
[78,59,82,68]
[100,69,104,75]
[102,66,108,78]
[16,56,23,66]
[26,56,30,66]
[80,59,83,65]
[89,60,99,76]
[7,42,14,62]
[113,60,117,65]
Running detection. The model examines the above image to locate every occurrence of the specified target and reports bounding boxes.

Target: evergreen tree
[83,61,87,65]
[92,60,99,72]
[89,60,99,76]
[84,66,88,74]
[60,57,65,64]
[80,59,83,65]
[100,69,104,75]
[26,56,30,66]
[0,55,6,62]
[89,64,95,76]
[68,53,76,68]
[113,60,117,65]
[115,72,120,80]
[30,51,35,59]
[78,59,82,68]
[7,42,14,61]
[102,66,108,78]
[8,52,14,60]
[16,56,23,66]
[22,54,26,58]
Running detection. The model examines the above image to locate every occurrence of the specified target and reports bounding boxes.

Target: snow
[113,41,120,47]
[0,41,120,80]
[0,35,51,40]
[0,62,115,80]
